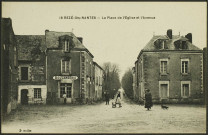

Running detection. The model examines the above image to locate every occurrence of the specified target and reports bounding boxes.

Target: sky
[2,2,207,79]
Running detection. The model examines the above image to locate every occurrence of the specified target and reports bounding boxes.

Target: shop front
[53,76,78,103]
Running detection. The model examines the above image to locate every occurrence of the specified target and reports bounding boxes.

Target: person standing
[105,91,110,105]
[144,89,153,110]
[63,92,67,104]
[116,91,122,107]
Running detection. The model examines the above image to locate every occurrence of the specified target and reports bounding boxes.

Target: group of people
[62,89,153,111]
[104,89,153,110]
[104,91,122,107]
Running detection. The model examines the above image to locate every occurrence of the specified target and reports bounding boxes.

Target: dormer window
[174,40,188,50]
[181,41,188,49]
[59,35,74,52]
[64,40,70,52]
[155,39,167,49]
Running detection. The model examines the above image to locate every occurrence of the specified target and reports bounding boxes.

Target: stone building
[134,29,203,103]
[203,47,207,104]
[1,18,18,117]
[45,30,95,104]
[15,29,101,104]
[93,62,104,101]
[132,67,136,99]
[16,35,47,104]
[2,18,104,105]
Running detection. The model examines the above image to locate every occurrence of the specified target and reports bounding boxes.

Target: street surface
[2,97,206,133]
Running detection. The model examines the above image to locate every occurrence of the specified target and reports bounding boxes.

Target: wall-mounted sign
[53,76,78,80]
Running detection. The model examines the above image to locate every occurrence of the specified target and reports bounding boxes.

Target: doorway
[21,89,28,105]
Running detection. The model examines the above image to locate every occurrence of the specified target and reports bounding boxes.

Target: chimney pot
[185,33,192,43]
[167,29,172,39]
[45,29,49,33]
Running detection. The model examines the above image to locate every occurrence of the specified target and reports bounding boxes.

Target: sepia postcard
[1,1,207,134]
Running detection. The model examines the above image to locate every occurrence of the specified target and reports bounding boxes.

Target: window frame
[181,81,191,98]
[159,81,169,99]
[61,60,71,74]
[60,83,72,98]
[34,88,41,99]
[181,59,189,74]
[20,66,29,81]
[64,40,70,52]
[160,58,168,75]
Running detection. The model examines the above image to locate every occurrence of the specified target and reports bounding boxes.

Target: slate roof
[16,35,46,60]
[142,35,201,51]
[45,30,94,57]
[93,62,104,71]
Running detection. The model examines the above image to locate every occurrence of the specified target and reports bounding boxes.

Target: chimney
[45,29,49,33]
[167,29,172,39]
[77,37,83,43]
[185,33,192,43]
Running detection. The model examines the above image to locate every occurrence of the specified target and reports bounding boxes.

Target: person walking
[63,92,67,104]
[105,91,110,105]
[116,91,122,107]
[144,89,153,110]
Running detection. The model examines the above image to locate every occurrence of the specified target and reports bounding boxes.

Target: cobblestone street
[2,97,206,133]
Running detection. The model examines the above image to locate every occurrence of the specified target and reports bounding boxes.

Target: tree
[102,62,121,98]
[121,68,133,99]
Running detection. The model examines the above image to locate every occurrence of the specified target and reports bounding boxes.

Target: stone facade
[134,29,203,103]
[16,35,47,105]
[94,62,104,101]
[132,67,136,99]
[14,29,103,105]
[45,30,98,104]
[1,18,18,117]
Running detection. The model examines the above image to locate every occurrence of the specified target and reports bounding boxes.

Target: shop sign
[53,76,78,80]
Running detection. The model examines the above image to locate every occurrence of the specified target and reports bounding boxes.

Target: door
[60,83,72,103]
[21,89,28,105]
[160,84,168,98]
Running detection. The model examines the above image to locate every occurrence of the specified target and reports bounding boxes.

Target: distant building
[134,29,203,103]
[16,35,47,104]
[1,18,18,116]
[132,67,137,99]
[93,62,104,101]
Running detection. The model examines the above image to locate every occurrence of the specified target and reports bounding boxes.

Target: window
[181,59,189,74]
[160,61,167,74]
[159,81,169,99]
[160,84,168,98]
[181,41,188,49]
[14,54,17,66]
[155,40,167,49]
[64,40,70,51]
[34,88,41,98]
[61,60,71,73]
[60,83,72,98]
[160,59,168,74]
[181,81,190,97]
[21,67,29,80]
[161,41,165,49]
